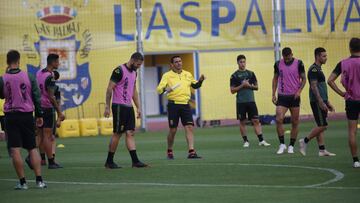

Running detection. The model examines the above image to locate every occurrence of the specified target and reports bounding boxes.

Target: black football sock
[188,149,195,154]
[36,176,43,182]
[304,137,309,144]
[278,136,285,144]
[20,177,26,185]
[319,145,325,150]
[289,138,296,146]
[129,150,140,163]
[48,158,55,165]
[106,152,115,163]
[40,153,46,161]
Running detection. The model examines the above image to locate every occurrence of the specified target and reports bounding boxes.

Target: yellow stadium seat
[79,118,99,137]
[58,119,80,138]
[98,117,113,136]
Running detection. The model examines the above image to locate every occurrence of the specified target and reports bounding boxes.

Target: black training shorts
[345,100,360,120]
[310,101,329,127]
[236,102,259,121]
[277,95,300,108]
[167,101,194,128]
[41,108,55,129]
[112,104,135,134]
[5,112,36,150]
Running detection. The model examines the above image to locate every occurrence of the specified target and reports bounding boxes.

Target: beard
[130,64,137,71]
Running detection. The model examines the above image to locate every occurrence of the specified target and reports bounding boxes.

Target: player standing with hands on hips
[328,38,360,168]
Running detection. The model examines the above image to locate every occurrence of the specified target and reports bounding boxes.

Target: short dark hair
[170,55,181,63]
[53,70,60,80]
[7,50,20,65]
[130,52,144,61]
[47,54,59,65]
[237,55,246,62]
[314,47,326,57]
[282,47,292,57]
[349,37,360,52]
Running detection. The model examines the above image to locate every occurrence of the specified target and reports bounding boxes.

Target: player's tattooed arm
[133,86,141,118]
[104,81,116,117]
[299,72,307,91]
[294,72,307,99]
[310,80,328,111]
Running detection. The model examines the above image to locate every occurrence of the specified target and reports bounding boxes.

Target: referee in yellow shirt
[157,56,205,159]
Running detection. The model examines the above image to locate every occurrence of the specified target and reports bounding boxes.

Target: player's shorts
[112,104,135,134]
[167,101,194,128]
[345,100,360,120]
[5,112,36,150]
[277,95,300,108]
[310,101,329,127]
[41,108,55,129]
[236,102,259,121]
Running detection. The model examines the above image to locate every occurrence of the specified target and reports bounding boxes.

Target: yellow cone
[358,124,360,129]
[57,144,65,148]
[285,130,291,134]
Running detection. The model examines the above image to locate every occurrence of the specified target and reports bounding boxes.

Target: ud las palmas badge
[23,0,92,111]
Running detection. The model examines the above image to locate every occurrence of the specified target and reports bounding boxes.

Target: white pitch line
[0,178,359,190]
[166,163,345,188]
[0,163,354,190]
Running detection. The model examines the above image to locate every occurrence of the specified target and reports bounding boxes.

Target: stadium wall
[0,0,359,121]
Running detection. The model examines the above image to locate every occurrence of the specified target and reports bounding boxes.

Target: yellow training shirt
[157,70,198,104]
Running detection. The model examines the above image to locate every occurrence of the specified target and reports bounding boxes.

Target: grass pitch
[0,120,359,203]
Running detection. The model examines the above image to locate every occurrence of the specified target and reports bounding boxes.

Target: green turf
[0,120,359,203]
